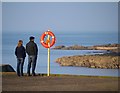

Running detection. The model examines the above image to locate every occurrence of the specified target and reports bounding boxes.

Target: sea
[2,31,119,77]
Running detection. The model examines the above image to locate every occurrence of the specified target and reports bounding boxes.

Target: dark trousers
[17,58,25,76]
[27,55,37,75]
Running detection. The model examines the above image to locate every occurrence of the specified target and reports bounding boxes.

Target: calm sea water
[2,31,119,77]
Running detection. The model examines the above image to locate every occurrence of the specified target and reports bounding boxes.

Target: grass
[0,72,119,79]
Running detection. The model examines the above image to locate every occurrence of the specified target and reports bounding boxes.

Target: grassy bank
[1,72,119,78]
[2,72,119,91]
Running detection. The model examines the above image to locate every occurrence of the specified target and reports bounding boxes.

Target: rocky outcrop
[55,55,119,69]
[53,45,93,50]
[93,43,119,47]
[53,44,120,57]
[0,64,15,72]
[52,44,119,51]
[53,45,66,49]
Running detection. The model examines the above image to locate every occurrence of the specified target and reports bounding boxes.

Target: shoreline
[1,72,118,78]
[54,43,120,69]
[1,64,118,77]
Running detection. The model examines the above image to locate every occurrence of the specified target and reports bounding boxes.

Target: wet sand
[1,72,119,91]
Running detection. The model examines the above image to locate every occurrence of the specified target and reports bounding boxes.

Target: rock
[52,45,65,49]
[53,44,120,53]
[0,64,15,72]
[55,55,119,69]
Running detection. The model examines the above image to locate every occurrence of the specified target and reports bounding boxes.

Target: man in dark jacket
[26,36,38,76]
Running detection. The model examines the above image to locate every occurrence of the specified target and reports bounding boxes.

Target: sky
[1,0,120,2]
[2,2,118,33]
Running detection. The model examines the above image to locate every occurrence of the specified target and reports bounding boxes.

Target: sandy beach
[1,72,119,92]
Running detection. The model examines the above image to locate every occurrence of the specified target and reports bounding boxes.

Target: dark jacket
[15,46,26,58]
[26,41,38,56]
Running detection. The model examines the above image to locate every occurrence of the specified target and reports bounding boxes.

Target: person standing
[15,40,26,76]
[26,36,38,76]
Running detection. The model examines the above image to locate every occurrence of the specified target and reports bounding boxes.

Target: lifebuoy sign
[40,30,56,76]
[40,30,56,48]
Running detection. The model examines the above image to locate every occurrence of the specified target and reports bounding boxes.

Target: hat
[29,36,35,40]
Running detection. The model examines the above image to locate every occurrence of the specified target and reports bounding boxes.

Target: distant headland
[52,43,119,51]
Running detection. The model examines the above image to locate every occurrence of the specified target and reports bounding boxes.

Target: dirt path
[2,73,119,91]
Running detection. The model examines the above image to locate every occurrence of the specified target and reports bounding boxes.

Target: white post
[47,35,50,76]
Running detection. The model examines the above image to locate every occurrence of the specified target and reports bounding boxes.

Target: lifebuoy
[40,31,56,48]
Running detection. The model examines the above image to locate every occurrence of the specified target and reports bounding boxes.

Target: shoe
[17,75,20,77]
[27,74,31,76]
[32,73,36,76]
[21,74,24,76]
[17,74,20,77]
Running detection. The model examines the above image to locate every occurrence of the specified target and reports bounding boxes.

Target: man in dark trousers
[26,36,38,76]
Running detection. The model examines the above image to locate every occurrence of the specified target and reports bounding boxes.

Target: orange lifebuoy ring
[40,31,56,48]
